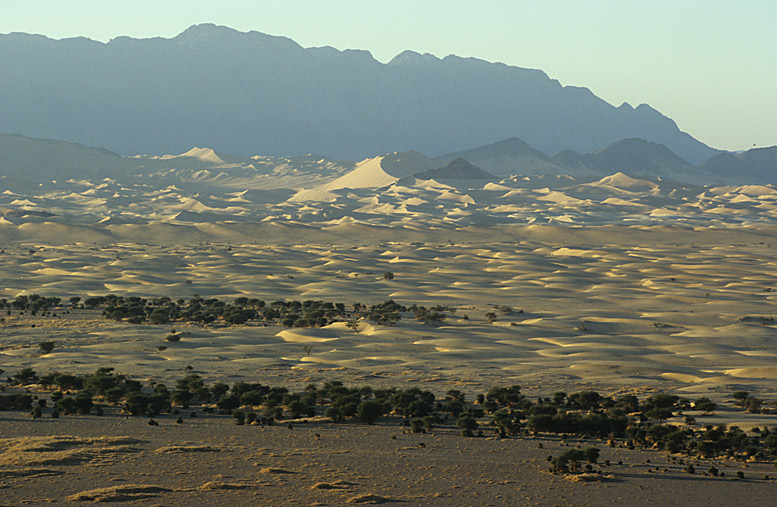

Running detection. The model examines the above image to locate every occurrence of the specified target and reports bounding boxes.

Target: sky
[2,0,775,151]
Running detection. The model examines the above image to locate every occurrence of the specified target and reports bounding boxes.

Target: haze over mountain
[1,132,776,240]
[0,23,718,164]
[2,132,775,196]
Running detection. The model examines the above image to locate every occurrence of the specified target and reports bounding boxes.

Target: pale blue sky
[3,0,775,151]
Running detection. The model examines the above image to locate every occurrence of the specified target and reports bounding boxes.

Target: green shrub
[216,394,240,414]
[38,341,55,355]
[0,394,33,410]
[457,414,478,437]
[356,400,383,424]
[13,368,38,385]
[326,406,344,423]
[233,410,246,425]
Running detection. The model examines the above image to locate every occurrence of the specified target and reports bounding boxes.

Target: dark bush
[356,400,383,424]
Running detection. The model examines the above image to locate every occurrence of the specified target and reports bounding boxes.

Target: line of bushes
[4,367,777,468]
[2,294,454,328]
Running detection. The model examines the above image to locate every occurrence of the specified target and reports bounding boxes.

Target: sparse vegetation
[38,341,55,355]
[3,363,777,473]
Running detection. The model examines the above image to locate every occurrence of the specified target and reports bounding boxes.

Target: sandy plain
[2,408,776,506]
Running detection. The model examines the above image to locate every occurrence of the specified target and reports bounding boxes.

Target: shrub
[38,341,55,355]
[693,397,716,415]
[356,400,383,424]
[550,449,585,474]
[73,394,93,414]
[0,394,33,410]
[288,400,313,419]
[13,368,38,385]
[240,390,265,407]
[125,392,169,416]
[216,394,240,414]
[233,410,246,425]
[583,447,600,463]
[53,374,84,391]
[457,414,478,437]
[56,394,92,415]
[493,410,522,437]
[326,406,344,423]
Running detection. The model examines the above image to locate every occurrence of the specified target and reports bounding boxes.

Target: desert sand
[1,408,775,506]
[2,230,777,504]
[2,228,777,401]
[2,151,777,504]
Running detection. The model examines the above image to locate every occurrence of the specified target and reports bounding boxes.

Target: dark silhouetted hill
[699,146,777,181]
[414,158,496,180]
[436,138,564,177]
[0,134,127,181]
[580,138,698,179]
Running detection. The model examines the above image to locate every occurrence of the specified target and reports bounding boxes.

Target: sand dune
[2,152,777,425]
[2,233,777,402]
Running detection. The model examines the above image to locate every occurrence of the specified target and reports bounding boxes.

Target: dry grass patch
[199,481,253,490]
[565,473,615,483]
[346,493,397,504]
[311,480,356,490]
[65,484,171,502]
[155,444,221,454]
[0,468,65,479]
[259,467,295,475]
[0,436,142,467]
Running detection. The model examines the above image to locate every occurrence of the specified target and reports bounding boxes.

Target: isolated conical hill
[436,137,564,177]
[0,24,717,162]
[581,138,696,178]
[414,158,496,180]
[550,149,589,168]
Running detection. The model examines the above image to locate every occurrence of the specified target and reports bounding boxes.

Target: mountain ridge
[0,24,717,163]
[1,133,774,186]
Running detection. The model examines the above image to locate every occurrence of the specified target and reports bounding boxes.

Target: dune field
[2,148,777,504]
[2,224,777,401]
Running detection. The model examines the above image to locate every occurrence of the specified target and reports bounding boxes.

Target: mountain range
[1,133,775,189]
[1,132,776,246]
[1,23,718,164]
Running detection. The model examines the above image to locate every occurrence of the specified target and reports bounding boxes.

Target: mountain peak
[585,138,694,178]
[175,23,241,41]
[388,50,440,66]
[173,24,301,51]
